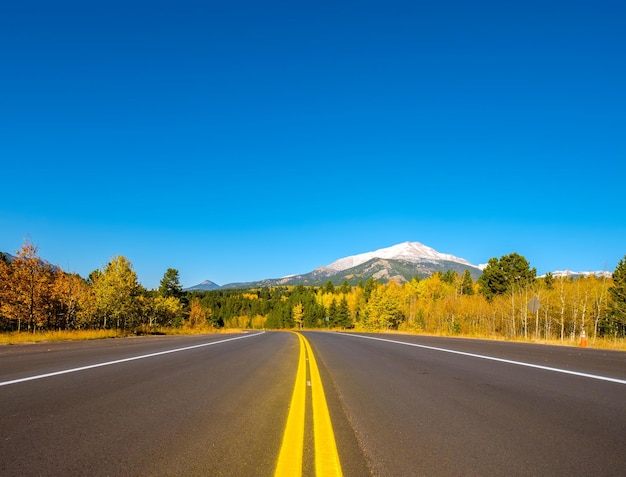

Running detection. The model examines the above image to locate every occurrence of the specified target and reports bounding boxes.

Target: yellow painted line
[303,334,344,477]
[274,332,343,477]
[274,333,306,477]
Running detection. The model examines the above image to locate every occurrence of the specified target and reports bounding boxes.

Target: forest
[1,240,625,345]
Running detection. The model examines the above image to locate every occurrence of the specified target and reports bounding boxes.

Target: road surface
[1,331,624,476]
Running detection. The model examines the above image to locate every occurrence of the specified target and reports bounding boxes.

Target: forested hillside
[1,240,625,343]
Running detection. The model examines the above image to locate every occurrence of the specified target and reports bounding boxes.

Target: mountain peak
[324,241,473,272]
[184,279,221,291]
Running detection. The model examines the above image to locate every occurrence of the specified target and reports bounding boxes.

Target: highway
[1,331,624,476]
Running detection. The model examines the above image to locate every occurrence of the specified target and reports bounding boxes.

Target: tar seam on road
[341,333,626,386]
[0,332,266,387]
[275,332,343,477]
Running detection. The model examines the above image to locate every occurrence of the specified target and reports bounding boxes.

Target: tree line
[1,240,625,342]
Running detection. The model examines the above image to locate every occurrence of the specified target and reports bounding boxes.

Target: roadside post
[527,296,541,339]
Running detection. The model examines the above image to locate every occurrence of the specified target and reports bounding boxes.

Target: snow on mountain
[323,241,475,272]
[542,270,612,279]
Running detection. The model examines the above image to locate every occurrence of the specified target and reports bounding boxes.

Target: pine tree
[327,299,337,327]
[606,256,626,336]
[336,297,351,328]
[158,268,183,298]
[478,253,536,300]
[461,269,474,295]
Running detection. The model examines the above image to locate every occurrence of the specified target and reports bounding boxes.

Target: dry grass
[2,327,623,351]
[0,326,245,345]
[0,329,123,345]
[370,328,626,351]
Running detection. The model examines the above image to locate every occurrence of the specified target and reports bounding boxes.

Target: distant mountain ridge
[186,241,484,290]
[541,270,613,279]
[184,279,220,291]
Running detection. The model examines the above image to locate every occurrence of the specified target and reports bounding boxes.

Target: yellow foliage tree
[92,255,141,330]
[292,302,304,329]
[188,297,211,329]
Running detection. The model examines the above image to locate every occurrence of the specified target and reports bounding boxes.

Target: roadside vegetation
[1,239,625,350]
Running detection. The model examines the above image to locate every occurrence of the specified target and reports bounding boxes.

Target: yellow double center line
[274,332,343,477]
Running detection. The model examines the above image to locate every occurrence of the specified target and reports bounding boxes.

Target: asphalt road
[1,331,625,476]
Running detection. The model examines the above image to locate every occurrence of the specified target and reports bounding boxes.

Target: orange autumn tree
[1,240,54,332]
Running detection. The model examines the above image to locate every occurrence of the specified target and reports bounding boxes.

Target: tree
[51,272,90,330]
[188,297,209,329]
[327,299,337,327]
[92,256,141,330]
[606,256,626,336]
[158,268,183,298]
[478,253,536,300]
[339,280,351,294]
[324,281,335,294]
[461,269,474,295]
[152,295,184,327]
[365,281,406,330]
[336,297,351,328]
[292,302,304,329]
[0,253,12,331]
[3,240,53,332]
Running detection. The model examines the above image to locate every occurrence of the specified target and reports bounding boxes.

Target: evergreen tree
[442,270,457,285]
[363,277,376,300]
[336,297,351,328]
[340,280,351,294]
[606,256,626,336]
[324,280,335,294]
[461,269,474,295]
[327,299,337,327]
[159,268,183,298]
[478,253,536,300]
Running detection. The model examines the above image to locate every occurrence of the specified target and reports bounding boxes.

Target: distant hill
[0,252,16,263]
[184,279,221,291]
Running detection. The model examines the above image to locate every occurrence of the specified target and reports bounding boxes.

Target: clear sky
[2,0,625,289]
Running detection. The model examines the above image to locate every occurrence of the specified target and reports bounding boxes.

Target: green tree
[461,269,474,295]
[339,280,351,294]
[442,270,457,285]
[327,298,337,327]
[363,277,377,300]
[158,268,183,298]
[336,297,351,328]
[606,256,626,336]
[324,281,335,294]
[478,253,536,300]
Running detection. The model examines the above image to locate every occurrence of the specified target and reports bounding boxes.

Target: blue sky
[2,0,625,289]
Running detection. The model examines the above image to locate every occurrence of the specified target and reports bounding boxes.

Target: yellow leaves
[414,273,452,301]
[188,297,210,329]
[154,295,183,316]
[292,302,304,328]
[91,255,141,329]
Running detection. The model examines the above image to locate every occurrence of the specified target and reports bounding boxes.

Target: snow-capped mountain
[322,241,474,272]
[207,241,483,289]
[542,270,613,279]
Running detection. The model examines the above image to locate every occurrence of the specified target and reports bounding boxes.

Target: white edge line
[341,333,626,385]
[0,331,265,387]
